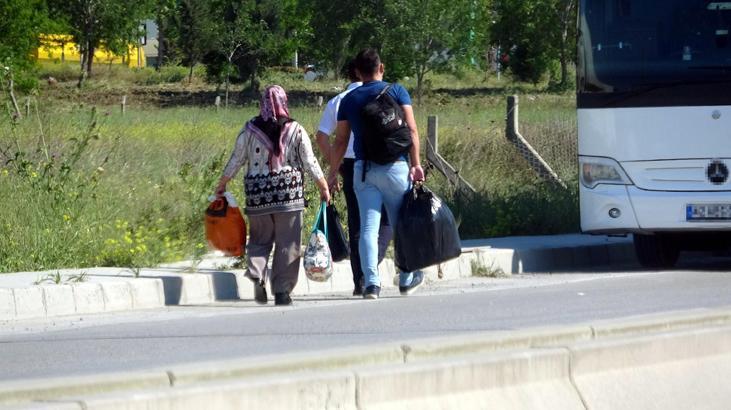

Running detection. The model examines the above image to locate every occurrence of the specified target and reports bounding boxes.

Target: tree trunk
[249,59,258,93]
[225,63,230,108]
[156,9,165,70]
[188,64,194,84]
[86,46,95,75]
[78,43,88,88]
[558,0,576,87]
[416,68,425,106]
[560,47,568,87]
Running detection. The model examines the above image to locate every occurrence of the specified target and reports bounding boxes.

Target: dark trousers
[341,158,393,289]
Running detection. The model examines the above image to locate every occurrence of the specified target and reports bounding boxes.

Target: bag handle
[312,201,328,239]
[206,196,229,217]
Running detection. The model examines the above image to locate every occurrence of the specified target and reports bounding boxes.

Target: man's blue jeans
[353,160,413,288]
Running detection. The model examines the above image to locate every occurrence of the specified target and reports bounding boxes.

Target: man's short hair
[354,48,381,77]
[342,59,359,83]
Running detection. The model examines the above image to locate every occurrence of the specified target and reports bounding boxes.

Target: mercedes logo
[707,160,729,185]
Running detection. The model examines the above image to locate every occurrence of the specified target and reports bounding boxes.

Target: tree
[210,1,252,106]
[154,0,177,69]
[554,0,577,87]
[169,0,214,83]
[48,0,153,87]
[302,0,484,103]
[298,0,368,78]
[204,0,303,94]
[0,0,47,72]
[490,0,577,86]
[380,0,477,104]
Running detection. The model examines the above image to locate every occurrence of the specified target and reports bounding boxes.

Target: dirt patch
[41,82,340,108]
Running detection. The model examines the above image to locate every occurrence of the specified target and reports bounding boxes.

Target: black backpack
[360,84,412,165]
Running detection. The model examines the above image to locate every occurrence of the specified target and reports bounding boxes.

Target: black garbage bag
[394,185,462,272]
[326,204,350,262]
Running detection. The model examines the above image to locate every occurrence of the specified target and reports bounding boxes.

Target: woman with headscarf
[215,85,330,306]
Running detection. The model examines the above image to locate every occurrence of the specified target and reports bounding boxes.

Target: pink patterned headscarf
[246,85,294,171]
[260,85,290,122]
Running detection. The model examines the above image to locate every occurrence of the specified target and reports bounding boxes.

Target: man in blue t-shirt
[327,48,425,300]
[315,60,393,297]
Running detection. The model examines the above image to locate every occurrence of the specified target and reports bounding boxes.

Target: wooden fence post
[427,115,438,154]
[425,115,476,194]
[121,95,127,115]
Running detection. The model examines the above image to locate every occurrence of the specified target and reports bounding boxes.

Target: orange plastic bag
[205,192,247,257]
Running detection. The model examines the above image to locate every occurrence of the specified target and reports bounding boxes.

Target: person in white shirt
[315,60,392,296]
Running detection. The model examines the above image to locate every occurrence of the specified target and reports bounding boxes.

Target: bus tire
[633,233,679,269]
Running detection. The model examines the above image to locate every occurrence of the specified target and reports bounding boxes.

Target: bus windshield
[579,0,731,93]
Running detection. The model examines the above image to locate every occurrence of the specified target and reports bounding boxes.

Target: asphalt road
[1,259,730,381]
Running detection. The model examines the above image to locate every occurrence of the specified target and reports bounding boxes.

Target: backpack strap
[376,83,393,99]
[361,83,394,183]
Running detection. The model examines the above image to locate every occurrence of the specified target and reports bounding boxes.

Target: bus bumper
[580,184,639,233]
[582,184,731,233]
[627,187,731,231]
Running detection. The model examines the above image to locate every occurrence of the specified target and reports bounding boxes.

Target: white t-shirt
[317,82,362,159]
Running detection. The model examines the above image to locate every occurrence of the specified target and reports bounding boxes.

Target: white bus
[578,0,731,268]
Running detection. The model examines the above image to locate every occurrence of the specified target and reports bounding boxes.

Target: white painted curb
[3,307,731,409]
[1,239,635,322]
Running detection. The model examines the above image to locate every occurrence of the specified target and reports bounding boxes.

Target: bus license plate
[686,203,731,221]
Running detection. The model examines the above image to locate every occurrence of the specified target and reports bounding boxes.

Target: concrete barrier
[0,370,171,406]
[71,371,356,410]
[402,326,593,362]
[356,348,584,410]
[2,402,81,410]
[5,308,731,409]
[572,326,731,410]
[170,344,405,386]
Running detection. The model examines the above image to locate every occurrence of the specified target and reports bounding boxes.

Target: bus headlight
[580,156,633,189]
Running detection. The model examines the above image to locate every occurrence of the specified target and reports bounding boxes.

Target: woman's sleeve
[222,128,250,179]
[296,125,325,181]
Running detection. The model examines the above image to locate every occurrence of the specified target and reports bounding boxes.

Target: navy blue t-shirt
[337,81,412,160]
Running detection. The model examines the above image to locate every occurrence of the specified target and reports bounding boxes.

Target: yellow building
[36,34,146,68]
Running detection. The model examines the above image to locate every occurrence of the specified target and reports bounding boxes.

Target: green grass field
[0,66,577,273]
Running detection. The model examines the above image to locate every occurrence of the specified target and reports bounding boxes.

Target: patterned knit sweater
[222,121,324,216]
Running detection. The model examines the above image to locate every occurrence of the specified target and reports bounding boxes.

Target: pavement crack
[166,370,176,387]
[400,344,412,363]
[561,345,590,410]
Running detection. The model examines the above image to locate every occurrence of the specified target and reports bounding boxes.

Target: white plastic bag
[303,201,333,282]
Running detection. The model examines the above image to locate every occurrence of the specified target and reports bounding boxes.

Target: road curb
[0,370,171,406]
[7,309,731,409]
[570,326,731,410]
[0,237,636,321]
[0,278,165,322]
[3,307,731,408]
[169,344,404,387]
[356,348,583,410]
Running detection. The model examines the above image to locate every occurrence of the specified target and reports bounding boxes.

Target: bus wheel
[633,234,679,269]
